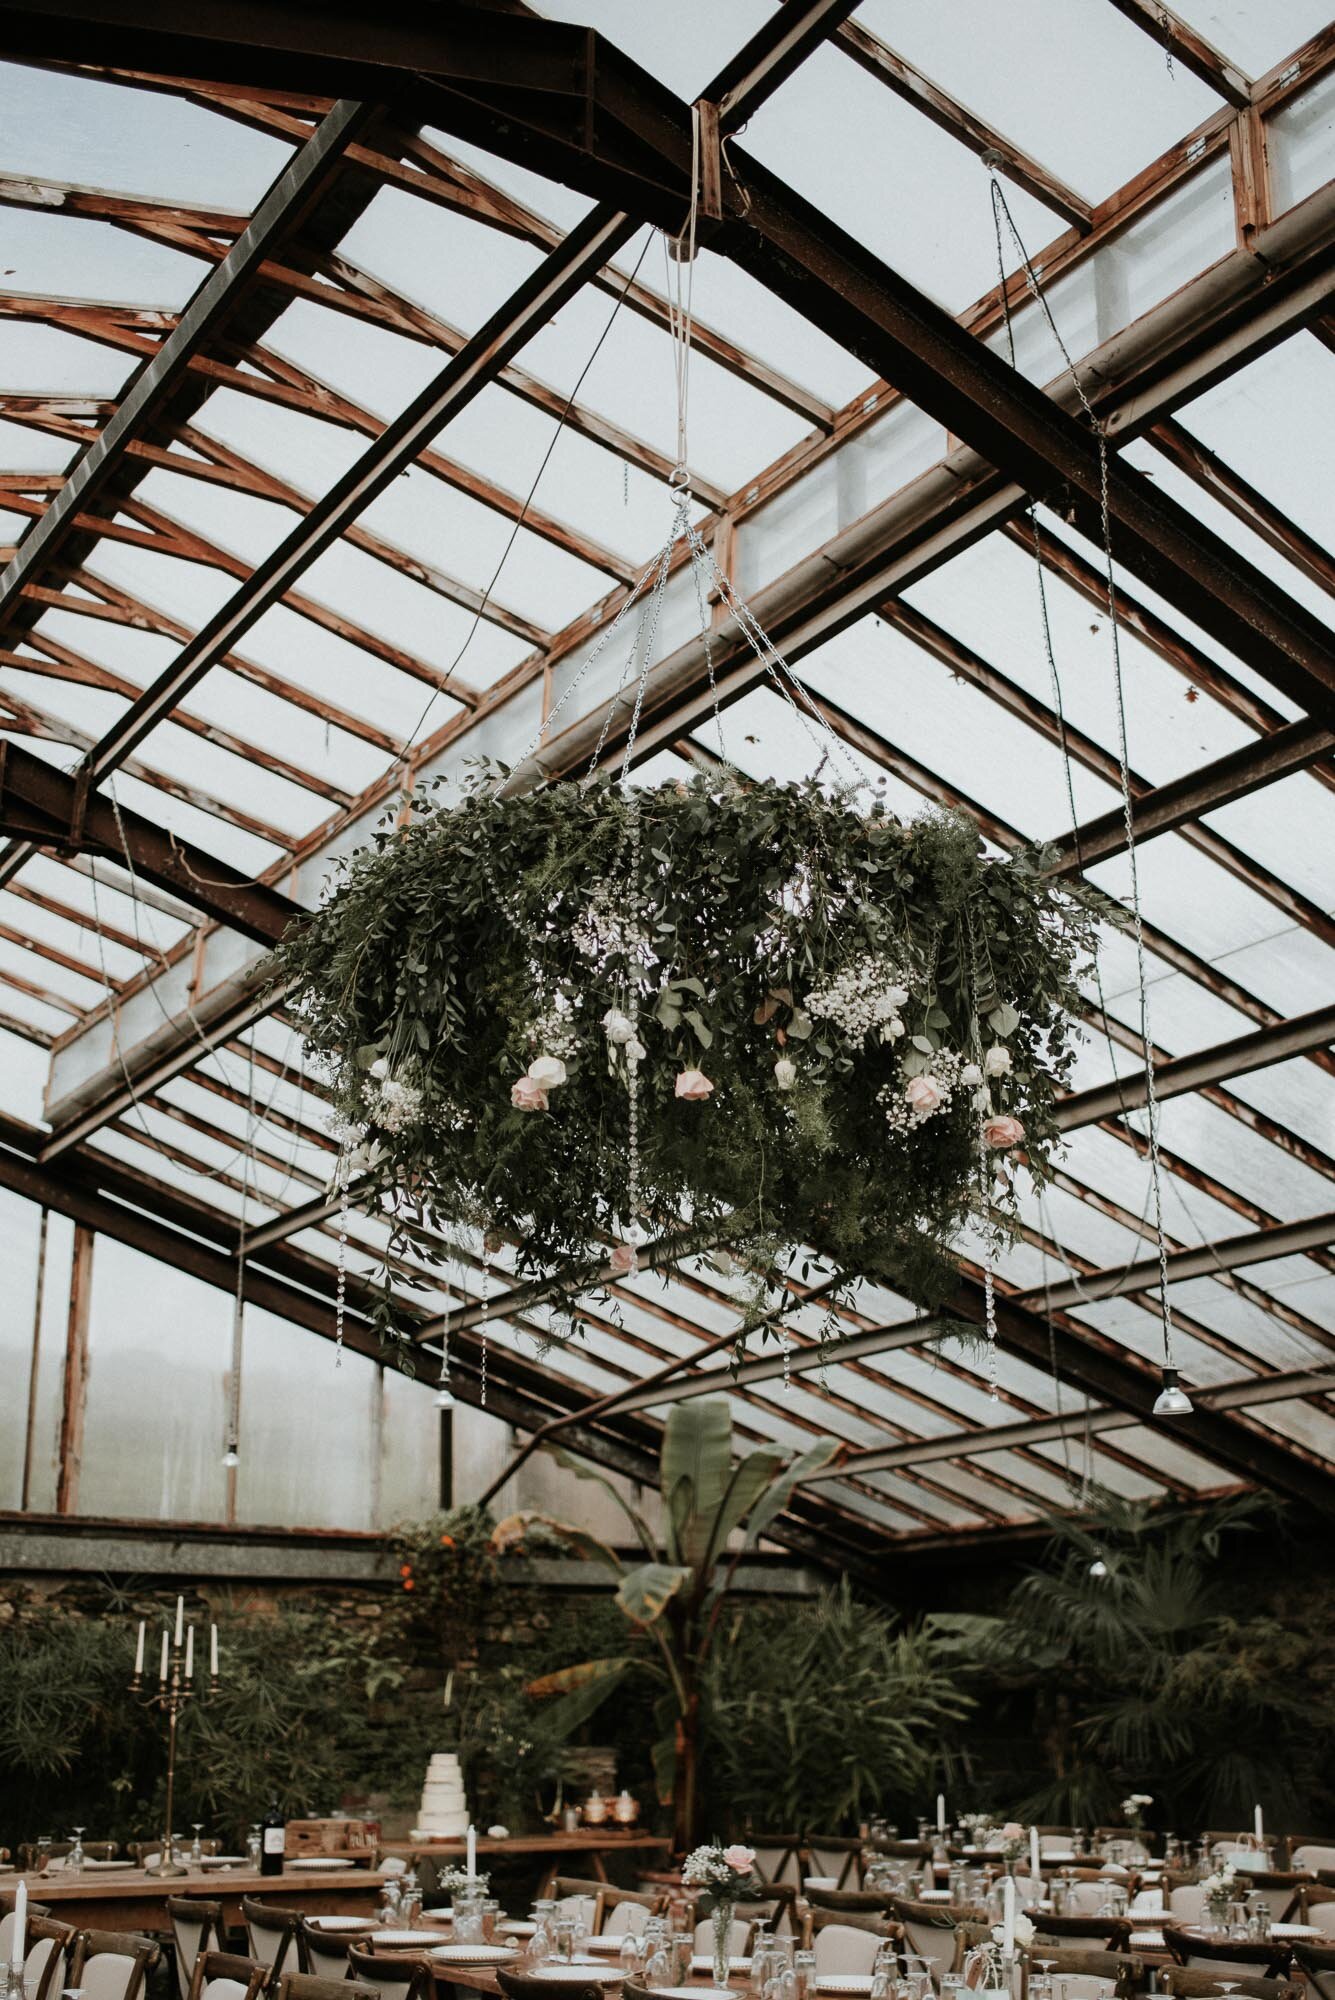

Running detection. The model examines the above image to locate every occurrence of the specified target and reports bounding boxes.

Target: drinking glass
[794,1949,817,2000]
[67,1830,86,1876]
[246,1826,261,1868]
[940,1976,967,2000]
[552,1917,577,1964]
[190,1826,204,1866]
[35,1838,52,1875]
[617,1935,644,1981]
[670,1929,693,1983]
[529,1902,555,1964]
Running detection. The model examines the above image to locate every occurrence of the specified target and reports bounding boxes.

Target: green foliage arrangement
[279,772,1095,1322]
[520,1396,837,1852]
[931,1492,1335,1829]
[700,1579,971,1831]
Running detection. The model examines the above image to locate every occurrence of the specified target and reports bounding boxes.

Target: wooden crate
[284,1818,377,1865]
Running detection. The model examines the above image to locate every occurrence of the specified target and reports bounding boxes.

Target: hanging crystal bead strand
[625,790,643,1248]
[334,1168,350,1368]
[480,1238,492,1407]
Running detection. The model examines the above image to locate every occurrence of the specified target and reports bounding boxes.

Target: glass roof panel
[853,0,1222,202]
[1178,334,1335,552]
[1170,0,1331,74]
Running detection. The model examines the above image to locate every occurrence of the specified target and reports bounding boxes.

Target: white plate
[200,1855,247,1868]
[1273,1925,1320,1938]
[583,1938,628,1953]
[522,1966,622,1983]
[1042,1852,1077,1864]
[919,1890,952,1902]
[1128,1933,1165,1949]
[428,1946,520,1965]
[498,1921,538,1936]
[692,1956,751,1973]
[657,1990,731,2000]
[369,1931,443,1947]
[817,1979,875,1995]
[288,1857,356,1871]
[81,1860,136,1871]
[307,1918,376,1933]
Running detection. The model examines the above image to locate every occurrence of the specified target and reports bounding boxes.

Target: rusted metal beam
[0,736,300,943]
[1150,419,1335,601]
[55,1222,93,1513]
[1105,0,1252,106]
[835,18,1094,231]
[803,1364,1335,1481]
[0,99,373,624]
[1046,717,1334,872]
[1055,1006,1335,1131]
[708,0,861,130]
[1021,1211,1335,1314]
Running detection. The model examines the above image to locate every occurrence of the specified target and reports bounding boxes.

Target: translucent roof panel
[0,3,1330,1548]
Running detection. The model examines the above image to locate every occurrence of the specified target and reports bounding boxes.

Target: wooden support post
[56,1223,94,1513]
[19,1205,49,1510]
[1230,105,1270,249]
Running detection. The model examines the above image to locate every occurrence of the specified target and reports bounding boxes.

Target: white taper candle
[134,1619,145,1675]
[159,1627,169,1681]
[1002,1874,1015,1957]
[211,1623,219,1677]
[1254,1803,1264,1840]
[466,1824,477,1880]
[175,1595,184,1646]
[937,1793,946,1833]
[14,1878,27,1965]
[1030,1823,1041,1887]
[185,1625,194,1679]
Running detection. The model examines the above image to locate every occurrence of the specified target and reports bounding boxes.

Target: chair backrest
[70,1930,160,2000]
[551,1892,601,1937]
[887,1895,959,1979]
[1021,1948,1144,2000]
[1292,1843,1335,1874]
[750,1838,804,1889]
[809,1921,886,1977]
[1306,1900,1335,1940]
[595,1886,663,1938]
[1294,1941,1335,2000]
[1064,1881,1125,1917]
[1162,1924,1292,1980]
[23,1917,78,2000]
[168,1899,225,2000]
[1033,1917,1132,1949]
[498,1975,607,2000]
[807,1890,897,1918]
[186,1951,269,2000]
[1163,1972,1302,2000]
[1166,1886,1208,1924]
[345,1949,430,2000]
[692,1916,754,1957]
[803,1836,863,1890]
[277,1977,378,2000]
[242,1900,307,1979]
[299,1924,363,1982]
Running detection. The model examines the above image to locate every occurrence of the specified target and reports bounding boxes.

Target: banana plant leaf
[519,1510,626,1578]
[541,1444,658,1562]
[616,1561,692,1624]
[726,1436,840,1559]
[524,1656,637,1739]
[651,1688,679,1804]
[700,1446,787,1572]
[661,1397,733,1567]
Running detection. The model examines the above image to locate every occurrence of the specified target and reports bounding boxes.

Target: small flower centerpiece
[1121,1793,1153,1831]
[1201,1864,1236,1926]
[683,1841,761,1987]
[996,1820,1027,1868]
[437,1863,491,1901]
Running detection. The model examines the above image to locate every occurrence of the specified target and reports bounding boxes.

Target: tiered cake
[413,1751,470,1838]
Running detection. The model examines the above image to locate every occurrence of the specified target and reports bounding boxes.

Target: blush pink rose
[1002,1822,1024,1841]
[675,1068,715,1100]
[608,1242,638,1276]
[722,1844,755,1873]
[984,1114,1026,1150]
[511,1076,549,1112]
[904,1074,944,1116]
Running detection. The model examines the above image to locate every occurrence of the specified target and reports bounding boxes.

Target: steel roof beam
[803,1365,1335,1481]
[0,98,373,626]
[1055,1006,1335,1131]
[1045,720,1333,875]
[0,736,300,944]
[1104,0,1252,107]
[1022,1210,1335,1316]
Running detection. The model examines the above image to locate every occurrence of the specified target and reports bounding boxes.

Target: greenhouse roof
[0,0,1332,1569]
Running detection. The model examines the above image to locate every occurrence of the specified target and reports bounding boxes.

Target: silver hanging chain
[988,175,1178,1381]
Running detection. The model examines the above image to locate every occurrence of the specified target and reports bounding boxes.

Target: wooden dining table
[14,1862,382,1933]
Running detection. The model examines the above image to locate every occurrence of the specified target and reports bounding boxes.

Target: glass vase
[712,1901,735,1988]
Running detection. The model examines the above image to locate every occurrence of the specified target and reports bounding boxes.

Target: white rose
[528,1054,568,1089]
[881,1015,905,1041]
[602,1007,634,1044]
[774,1057,796,1090]
[886,984,909,1008]
[961,1062,983,1087]
[369,1056,389,1080]
[625,1037,647,1062]
[984,1044,1012,1076]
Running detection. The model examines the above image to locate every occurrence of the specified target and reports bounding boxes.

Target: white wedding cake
[412,1751,470,1838]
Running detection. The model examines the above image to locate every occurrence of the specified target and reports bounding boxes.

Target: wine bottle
[260,1799,286,1876]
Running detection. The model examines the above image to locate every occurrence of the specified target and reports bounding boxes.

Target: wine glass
[190,1825,204,1866]
[67,1829,86,1876]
